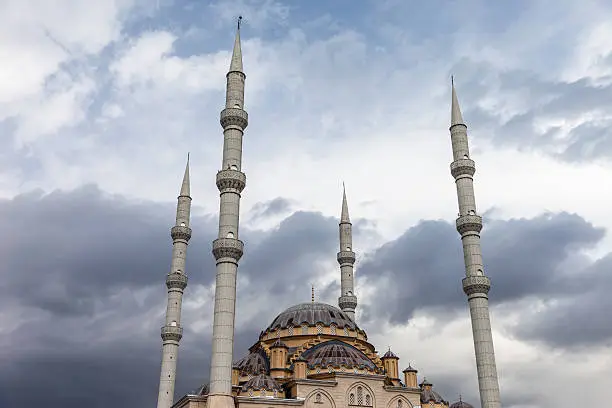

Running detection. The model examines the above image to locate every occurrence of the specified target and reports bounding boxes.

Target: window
[316,324,323,335]
[288,325,294,335]
[397,400,403,408]
[315,393,322,404]
[330,324,336,335]
[349,394,355,405]
[365,395,371,406]
[344,327,349,336]
[302,324,308,335]
[357,387,363,405]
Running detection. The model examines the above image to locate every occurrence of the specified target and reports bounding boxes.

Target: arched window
[315,393,322,403]
[397,400,403,408]
[316,324,323,335]
[302,324,308,335]
[357,387,363,405]
[330,324,336,335]
[288,325,294,335]
[349,393,355,405]
[365,395,371,406]
[344,327,349,336]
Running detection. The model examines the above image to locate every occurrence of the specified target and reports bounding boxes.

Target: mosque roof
[450,400,474,408]
[382,349,399,359]
[266,302,359,332]
[241,373,282,392]
[233,347,269,375]
[300,340,378,371]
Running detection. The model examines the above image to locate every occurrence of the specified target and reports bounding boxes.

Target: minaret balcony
[216,169,246,193]
[339,295,357,310]
[337,250,356,265]
[171,225,192,242]
[456,214,483,235]
[450,158,476,178]
[220,107,248,129]
[161,325,183,342]
[462,275,491,296]
[166,272,188,290]
[212,237,244,262]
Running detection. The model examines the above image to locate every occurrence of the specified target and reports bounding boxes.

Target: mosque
[155,19,502,408]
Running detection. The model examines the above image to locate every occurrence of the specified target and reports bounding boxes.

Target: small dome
[420,380,448,405]
[300,340,378,371]
[266,302,359,332]
[403,364,417,373]
[233,348,269,375]
[382,349,398,359]
[241,373,282,392]
[450,399,474,408]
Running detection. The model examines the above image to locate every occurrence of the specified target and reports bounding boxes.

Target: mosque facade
[156,19,501,408]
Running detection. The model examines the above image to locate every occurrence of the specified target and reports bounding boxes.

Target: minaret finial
[238,15,242,29]
[311,284,315,302]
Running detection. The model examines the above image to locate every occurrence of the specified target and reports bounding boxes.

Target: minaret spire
[448,79,501,408]
[207,18,249,408]
[337,184,357,320]
[230,16,243,73]
[156,157,192,408]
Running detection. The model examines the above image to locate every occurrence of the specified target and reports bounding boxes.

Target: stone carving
[171,225,192,242]
[212,237,244,261]
[337,250,356,265]
[450,158,476,178]
[161,325,183,342]
[220,107,249,129]
[455,214,483,235]
[462,275,491,295]
[166,272,188,290]
[216,169,246,193]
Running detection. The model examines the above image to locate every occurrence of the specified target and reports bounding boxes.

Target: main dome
[266,302,359,332]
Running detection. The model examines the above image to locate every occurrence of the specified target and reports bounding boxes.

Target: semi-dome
[266,302,359,332]
[450,399,474,408]
[300,340,378,371]
[241,373,282,392]
[233,347,269,375]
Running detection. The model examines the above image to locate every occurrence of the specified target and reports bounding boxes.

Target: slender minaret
[208,17,248,408]
[448,78,501,408]
[157,156,192,408]
[337,184,357,320]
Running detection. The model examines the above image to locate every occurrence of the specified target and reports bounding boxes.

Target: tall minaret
[448,79,501,408]
[157,156,192,408]
[208,17,248,408]
[337,184,357,320]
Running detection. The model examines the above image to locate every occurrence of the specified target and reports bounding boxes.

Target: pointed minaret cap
[229,16,244,73]
[341,182,350,223]
[451,76,465,127]
[180,153,190,197]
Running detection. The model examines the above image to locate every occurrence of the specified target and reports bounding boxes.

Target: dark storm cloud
[358,212,608,348]
[451,58,612,162]
[2,186,611,407]
[248,197,293,221]
[0,187,341,407]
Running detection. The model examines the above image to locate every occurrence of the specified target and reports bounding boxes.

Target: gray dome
[450,400,474,408]
[266,302,359,332]
[421,388,448,405]
[233,347,269,375]
[241,373,282,392]
[300,340,378,371]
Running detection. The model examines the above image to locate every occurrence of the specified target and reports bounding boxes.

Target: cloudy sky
[1,0,612,407]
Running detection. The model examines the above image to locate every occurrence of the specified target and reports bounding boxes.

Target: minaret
[157,156,192,408]
[337,184,357,320]
[448,78,501,408]
[208,17,248,408]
